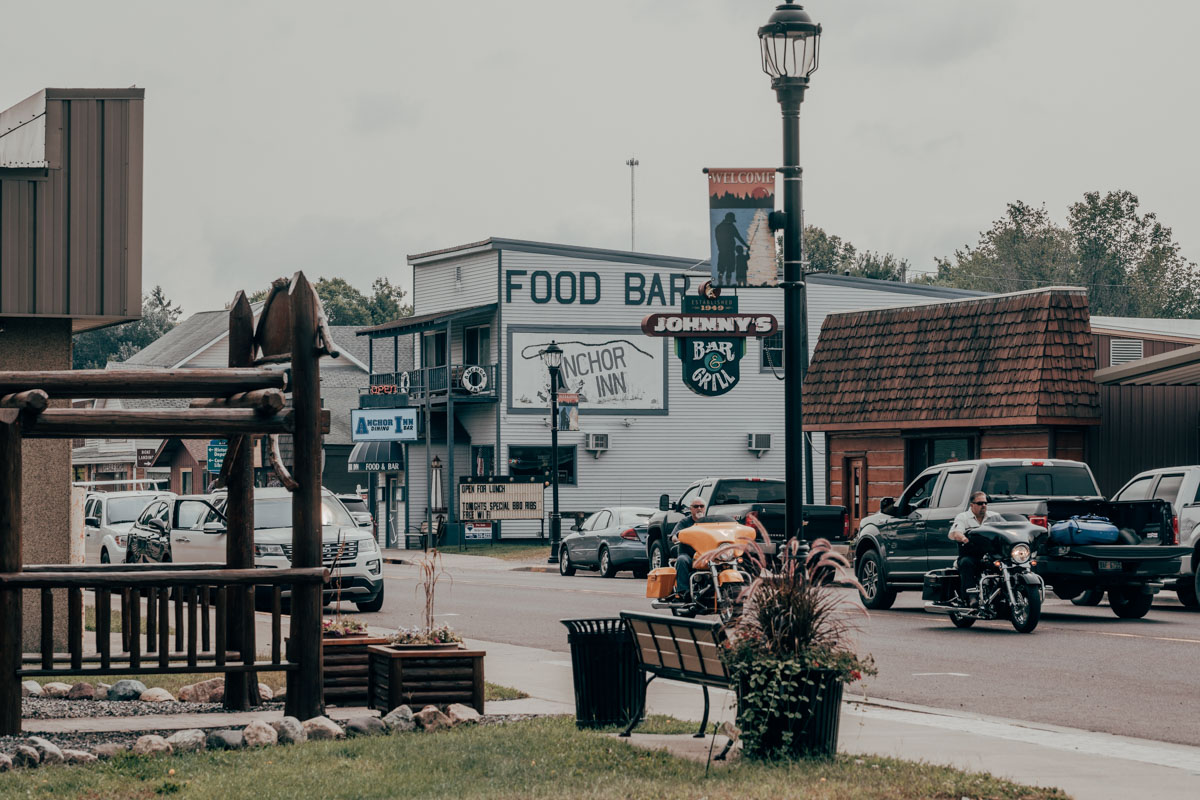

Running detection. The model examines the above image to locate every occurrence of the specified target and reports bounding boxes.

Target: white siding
[412,251,498,317]
[400,242,977,539]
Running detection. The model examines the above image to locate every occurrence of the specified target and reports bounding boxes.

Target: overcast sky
[5,1,1199,315]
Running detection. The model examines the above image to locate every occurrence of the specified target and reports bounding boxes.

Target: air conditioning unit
[584,432,609,457]
[747,433,772,457]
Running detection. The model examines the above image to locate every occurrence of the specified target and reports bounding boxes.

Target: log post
[286,273,325,720]
[224,292,260,710]
[0,410,22,735]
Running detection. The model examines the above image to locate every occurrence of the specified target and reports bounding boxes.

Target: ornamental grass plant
[724,537,876,760]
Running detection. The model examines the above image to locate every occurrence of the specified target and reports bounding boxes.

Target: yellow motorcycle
[645,519,756,622]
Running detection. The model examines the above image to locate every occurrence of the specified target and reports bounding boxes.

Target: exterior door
[844,458,868,536]
[173,499,224,563]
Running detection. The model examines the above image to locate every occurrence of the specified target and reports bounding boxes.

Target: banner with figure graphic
[706,168,777,288]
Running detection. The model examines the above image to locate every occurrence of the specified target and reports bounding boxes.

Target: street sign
[351,408,418,442]
[458,476,544,521]
[207,440,229,471]
[136,448,157,468]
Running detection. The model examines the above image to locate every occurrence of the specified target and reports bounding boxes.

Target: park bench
[618,610,736,758]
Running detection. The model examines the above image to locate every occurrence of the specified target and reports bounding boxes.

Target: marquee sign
[458,476,544,521]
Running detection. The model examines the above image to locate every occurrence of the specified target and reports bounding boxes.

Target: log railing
[0,566,326,713]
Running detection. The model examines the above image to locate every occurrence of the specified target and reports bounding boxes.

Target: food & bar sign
[458,476,544,521]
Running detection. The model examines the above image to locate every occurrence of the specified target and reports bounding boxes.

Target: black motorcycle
[923,521,1047,633]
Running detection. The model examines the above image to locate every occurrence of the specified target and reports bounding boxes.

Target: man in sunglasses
[949,491,1003,605]
[670,499,707,599]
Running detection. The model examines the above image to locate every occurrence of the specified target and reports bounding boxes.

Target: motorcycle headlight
[1010,544,1031,564]
[255,544,286,558]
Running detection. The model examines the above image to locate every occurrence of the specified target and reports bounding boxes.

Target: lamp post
[758,1,821,559]
[540,341,564,563]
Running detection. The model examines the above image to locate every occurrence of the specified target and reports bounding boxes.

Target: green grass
[484,682,529,701]
[85,605,145,635]
[0,716,1067,800]
[440,542,551,562]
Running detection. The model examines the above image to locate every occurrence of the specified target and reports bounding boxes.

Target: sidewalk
[381,548,555,572]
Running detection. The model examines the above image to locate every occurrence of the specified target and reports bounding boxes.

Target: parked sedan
[559,506,656,578]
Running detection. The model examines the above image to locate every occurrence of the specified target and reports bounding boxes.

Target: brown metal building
[0,88,145,645]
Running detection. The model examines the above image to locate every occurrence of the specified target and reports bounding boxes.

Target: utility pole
[626,157,639,250]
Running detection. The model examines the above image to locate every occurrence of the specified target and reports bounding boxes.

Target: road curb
[511,565,557,573]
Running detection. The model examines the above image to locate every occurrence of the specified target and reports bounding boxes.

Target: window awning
[355,303,497,339]
[347,441,404,473]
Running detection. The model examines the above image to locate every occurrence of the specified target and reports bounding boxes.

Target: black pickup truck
[852,458,1190,619]
[646,477,848,570]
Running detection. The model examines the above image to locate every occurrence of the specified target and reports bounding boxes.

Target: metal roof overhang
[1095,342,1200,385]
[347,440,404,472]
[356,303,497,339]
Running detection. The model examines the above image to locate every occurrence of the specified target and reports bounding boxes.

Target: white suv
[1112,466,1200,609]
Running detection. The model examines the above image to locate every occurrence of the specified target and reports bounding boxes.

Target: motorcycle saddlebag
[922,568,959,603]
[645,567,676,599]
[1049,515,1120,546]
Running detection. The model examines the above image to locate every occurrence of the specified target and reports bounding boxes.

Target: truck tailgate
[1070,545,1191,561]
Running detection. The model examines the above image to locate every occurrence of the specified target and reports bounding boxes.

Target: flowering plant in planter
[321,616,368,638]
[387,623,463,647]
[723,538,876,760]
[387,549,464,646]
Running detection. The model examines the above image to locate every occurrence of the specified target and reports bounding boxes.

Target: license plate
[1098,561,1121,571]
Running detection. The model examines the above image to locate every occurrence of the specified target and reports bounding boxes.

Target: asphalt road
[362,559,1200,746]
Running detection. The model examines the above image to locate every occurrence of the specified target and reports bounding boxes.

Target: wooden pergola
[0,273,332,734]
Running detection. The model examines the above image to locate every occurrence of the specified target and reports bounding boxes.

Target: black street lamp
[759,1,821,558]
[539,341,564,563]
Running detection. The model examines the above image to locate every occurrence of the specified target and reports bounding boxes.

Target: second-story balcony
[366,364,498,404]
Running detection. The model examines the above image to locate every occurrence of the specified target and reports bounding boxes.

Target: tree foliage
[929,191,1200,318]
[72,286,182,369]
[247,277,411,325]
[801,226,909,281]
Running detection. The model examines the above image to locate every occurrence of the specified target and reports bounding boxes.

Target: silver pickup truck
[1112,466,1200,609]
[852,458,1190,619]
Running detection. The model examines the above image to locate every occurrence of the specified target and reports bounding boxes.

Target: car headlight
[1010,544,1031,564]
[359,537,378,553]
[255,544,286,558]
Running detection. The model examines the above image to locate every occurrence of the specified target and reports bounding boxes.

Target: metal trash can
[561,617,646,729]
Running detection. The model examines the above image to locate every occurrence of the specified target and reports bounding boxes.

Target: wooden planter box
[367,644,486,714]
[319,635,390,706]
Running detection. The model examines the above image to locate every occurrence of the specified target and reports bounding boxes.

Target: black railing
[366,364,497,400]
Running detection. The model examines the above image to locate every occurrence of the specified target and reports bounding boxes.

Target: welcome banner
[706,168,777,288]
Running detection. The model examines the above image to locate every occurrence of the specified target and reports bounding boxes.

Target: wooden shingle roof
[802,288,1100,430]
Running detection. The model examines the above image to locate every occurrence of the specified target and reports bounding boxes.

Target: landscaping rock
[27,736,64,765]
[382,704,415,732]
[40,682,73,699]
[0,753,11,771]
[178,677,224,703]
[20,680,43,697]
[12,745,40,768]
[272,686,286,703]
[108,679,148,701]
[301,716,345,740]
[243,720,278,748]
[96,682,113,695]
[257,683,274,700]
[414,705,452,732]
[447,703,481,726]
[131,735,173,756]
[62,749,97,765]
[67,682,96,700]
[206,730,245,750]
[270,716,306,745]
[165,729,207,753]
[345,717,387,737]
[139,687,175,703]
[92,742,128,759]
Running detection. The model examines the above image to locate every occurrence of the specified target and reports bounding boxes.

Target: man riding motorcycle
[669,499,708,598]
[949,491,1004,605]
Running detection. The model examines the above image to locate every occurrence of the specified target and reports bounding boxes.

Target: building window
[1109,338,1144,365]
[508,445,577,486]
[464,326,491,366]
[906,436,976,482]
[760,330,783,372]
[472,445,495,477]
[422,331,447,368]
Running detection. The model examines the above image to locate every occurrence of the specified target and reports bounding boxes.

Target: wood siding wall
[828,434,904,516]
[1087,384,1200,495]
[1092,332,1194,369]
[0,90,143,327]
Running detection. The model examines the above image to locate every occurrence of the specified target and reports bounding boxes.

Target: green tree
[246,277,412,325]
[72,286,182,369]
[1069,190,1200,318]
[794,225,908,281]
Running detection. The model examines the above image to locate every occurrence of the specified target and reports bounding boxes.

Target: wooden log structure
[0,410,23,734]
[0,390,48,411]
[17,408,330,438]
[189,388,286,413]
[0,368,288,398]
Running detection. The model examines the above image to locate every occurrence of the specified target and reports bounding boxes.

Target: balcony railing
[366,364,498,401]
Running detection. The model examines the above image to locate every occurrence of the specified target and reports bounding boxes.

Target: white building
[357,237,977,543]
